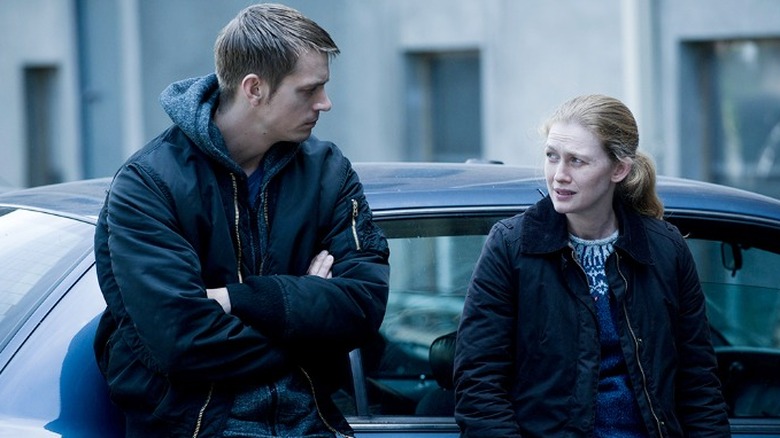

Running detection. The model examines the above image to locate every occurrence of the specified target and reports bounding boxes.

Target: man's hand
[308,250,334,279]
[207,287,231,314]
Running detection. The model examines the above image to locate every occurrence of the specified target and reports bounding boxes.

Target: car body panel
[1,162,779,436]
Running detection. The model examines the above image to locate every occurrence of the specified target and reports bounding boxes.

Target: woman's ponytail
[618,151,664,219]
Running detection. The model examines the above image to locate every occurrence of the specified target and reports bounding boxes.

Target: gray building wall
[0,0,81,187]
[2,0,779,190]
[658,0,780,179]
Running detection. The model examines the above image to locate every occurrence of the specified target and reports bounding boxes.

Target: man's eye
[304,86,321,96]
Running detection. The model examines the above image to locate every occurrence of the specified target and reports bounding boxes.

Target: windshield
[0,208,94,349]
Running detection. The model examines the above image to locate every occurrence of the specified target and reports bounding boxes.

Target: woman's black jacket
[454,196,730,437]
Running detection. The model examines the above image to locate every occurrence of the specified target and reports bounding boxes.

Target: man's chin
[289,129,314,143]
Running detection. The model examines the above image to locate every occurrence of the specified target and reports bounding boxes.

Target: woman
[453,95,730,437]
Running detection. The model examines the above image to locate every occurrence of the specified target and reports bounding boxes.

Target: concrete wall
[2,0,779,187]
[657,0,780,178]
[0,0,81,186]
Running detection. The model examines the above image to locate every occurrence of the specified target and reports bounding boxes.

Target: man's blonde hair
[214,3,339,104]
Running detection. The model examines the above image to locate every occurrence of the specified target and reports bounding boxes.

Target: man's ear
[240,74,268,106]
[612,158,632,183]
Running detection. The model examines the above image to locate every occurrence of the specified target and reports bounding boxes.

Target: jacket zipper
[299,367,354,438]
[260,186,270,274]
[350,199,361,251]
[196,174,241,437]
[570,248,664,437]
[192,383,214,438]
[231,174,244,283]
[615,253,664,437]
[227,178,351,436]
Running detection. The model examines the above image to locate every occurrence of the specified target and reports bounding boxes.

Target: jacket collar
[520,196,654,265]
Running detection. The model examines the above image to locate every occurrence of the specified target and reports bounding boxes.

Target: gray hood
[159,73,241,173]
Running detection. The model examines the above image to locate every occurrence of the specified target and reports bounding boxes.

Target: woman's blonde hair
[541,94,664,219]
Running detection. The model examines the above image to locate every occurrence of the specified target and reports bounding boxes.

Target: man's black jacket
[94,123,389,437]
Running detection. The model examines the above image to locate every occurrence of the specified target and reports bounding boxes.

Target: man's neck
[214,102,269,175]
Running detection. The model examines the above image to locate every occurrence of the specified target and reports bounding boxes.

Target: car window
[357,215,506,417]
[688,238,780,349]
[340,214,780,421]
[0,264,123,433]
[0,208,94,350]
[687,237,780,419]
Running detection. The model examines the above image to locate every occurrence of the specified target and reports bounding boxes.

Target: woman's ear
[611,158,632,183]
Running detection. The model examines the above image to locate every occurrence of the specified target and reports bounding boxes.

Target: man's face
[258,51,332,144]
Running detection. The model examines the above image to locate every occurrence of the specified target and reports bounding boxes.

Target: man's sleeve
[99,164,288,382]
[227,163,390,350]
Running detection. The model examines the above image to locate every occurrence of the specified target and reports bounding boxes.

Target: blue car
[1,162,779,437]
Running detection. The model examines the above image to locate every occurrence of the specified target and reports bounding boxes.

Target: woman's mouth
[554,188,576,199]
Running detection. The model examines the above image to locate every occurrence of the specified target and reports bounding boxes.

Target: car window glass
[340,217,780,421]
[0,264,122,433]
[358,215,505,417]
[688,238,780,349]
[0,208,93,350]
[688,237,780,419]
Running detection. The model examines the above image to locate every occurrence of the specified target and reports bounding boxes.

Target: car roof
[355,162,548,213]
[354,163,780,226]
[1,162,780,224]
[0,177,110,221]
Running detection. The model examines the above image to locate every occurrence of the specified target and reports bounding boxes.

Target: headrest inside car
[429,331,457,390]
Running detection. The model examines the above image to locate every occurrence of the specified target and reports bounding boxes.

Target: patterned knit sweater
[570,231,647,437]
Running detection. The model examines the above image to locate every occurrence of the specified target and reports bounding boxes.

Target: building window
[405,51,482,162]
[24,66,63,187]
[684,39,780,198]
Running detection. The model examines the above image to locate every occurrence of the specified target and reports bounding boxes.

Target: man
[93,4,390,437]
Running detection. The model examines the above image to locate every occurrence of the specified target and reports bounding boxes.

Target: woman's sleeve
[453,222,524,437]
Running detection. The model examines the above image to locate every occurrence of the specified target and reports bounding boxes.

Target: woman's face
[544,122,628,222]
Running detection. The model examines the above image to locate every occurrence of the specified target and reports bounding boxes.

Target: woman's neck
[567,210,618,240]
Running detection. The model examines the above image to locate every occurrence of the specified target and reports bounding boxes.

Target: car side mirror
[721,242,743,277]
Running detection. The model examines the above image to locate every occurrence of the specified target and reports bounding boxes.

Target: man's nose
[315,90,332,112]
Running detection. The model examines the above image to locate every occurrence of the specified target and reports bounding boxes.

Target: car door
[342,212,513,437]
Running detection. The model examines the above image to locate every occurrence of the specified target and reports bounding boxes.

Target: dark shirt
[248,167,263,203]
